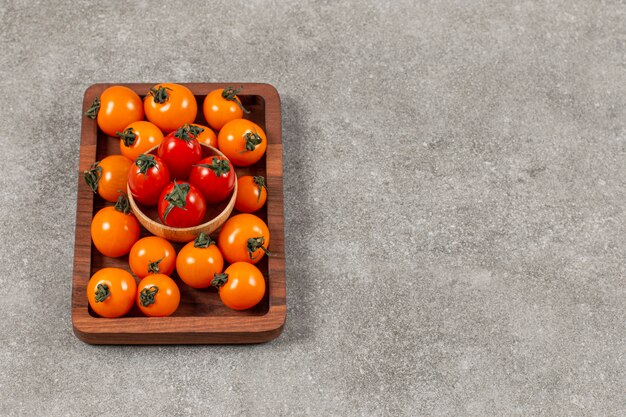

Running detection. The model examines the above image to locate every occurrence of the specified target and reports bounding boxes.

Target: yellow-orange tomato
[212,262,265,310]
[129,236,176,279]
[190,123,217,148]
[202,87,249,131]
[136,274,180,317]
[85,86,144,137]
[90,195,140,257]
[217,119,267,166]
[144,83,197,133]
[87,268,137,318]
[84,155,132,203]
[118,121,164,161]
[176,233,224,289]
[235,176,267,213]
[217,213,270,264]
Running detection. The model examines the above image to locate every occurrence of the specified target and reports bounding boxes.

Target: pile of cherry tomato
[84,83,271,318]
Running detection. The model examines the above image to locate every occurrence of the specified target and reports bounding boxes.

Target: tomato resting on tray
[118,121,164,161]
[90,195,140,257]
[212,262,266,310]
[218,213,270,264]
[235,175,267,213]
[144,83,197,133]
[84,154,132,203]
[87,268,137,318]
[85,85,144,137]
[202,86,249,131]
[218,119,267,166]
[129,236,177,279]
[176,233,224,289]
[136,274,180,317]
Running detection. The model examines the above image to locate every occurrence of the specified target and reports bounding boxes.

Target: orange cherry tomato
[202,87,249,131]
[190,123,217,148]
[84,154,132,203]
[144,83,197,133]
[136,274,180,317]
[217,213,270,264]
[235,176,267,213]
[91,195,140,257]
[212,262,265,310]
[87,268,137,318]
[129,236,176,279]
[85,86,144,137]
[118,121,164,161]
[176,233,224,289]
[217,119,267,166]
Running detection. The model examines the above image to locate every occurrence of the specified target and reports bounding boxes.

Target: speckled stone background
[1,1,625,415]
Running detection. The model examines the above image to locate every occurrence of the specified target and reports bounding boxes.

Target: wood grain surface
[72,83,285,344]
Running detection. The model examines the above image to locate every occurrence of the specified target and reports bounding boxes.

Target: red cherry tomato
[157,124,202,180]
[189,156,236,204]
[158,180,206,228]
[127,154,171,206]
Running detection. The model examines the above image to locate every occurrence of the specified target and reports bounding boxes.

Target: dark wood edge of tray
[71,83,286,344]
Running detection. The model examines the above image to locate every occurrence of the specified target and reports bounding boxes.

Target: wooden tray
[72,83,285,344]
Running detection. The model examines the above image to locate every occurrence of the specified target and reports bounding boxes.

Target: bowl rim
[127,143,238,233]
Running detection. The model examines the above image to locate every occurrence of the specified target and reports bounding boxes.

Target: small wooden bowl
[127,143,238,242]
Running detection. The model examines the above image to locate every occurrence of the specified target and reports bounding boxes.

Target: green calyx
[243,130,263,152]
[114,194,131,214]
[85,97,100,119]
[211,273,229,288]
[83,162,102,193]
[194,157,230,177]
[94,283,110,303]
[253,176,267,202]
[148,86,172,104]
[194,232,215,248]
[139,286,159,307]
[148,257,164,274]
[135,154,158,175]
[222,86,250,114]
[163,181,189,221]
[247,236,270,260]
[117,127,137,147]
[174,124,203,141]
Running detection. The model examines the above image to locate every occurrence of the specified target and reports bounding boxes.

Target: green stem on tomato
[211,273,229,288]
[194,232,215,248]
[83,162,102,193]
[94,283,110,303]
[139,286,159,306]
[117,127,137,147]
[85,97,100,119]
[222,86,250,114]
[253,176,267,202]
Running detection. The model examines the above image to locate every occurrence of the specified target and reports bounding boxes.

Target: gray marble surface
[1,1,625,415]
